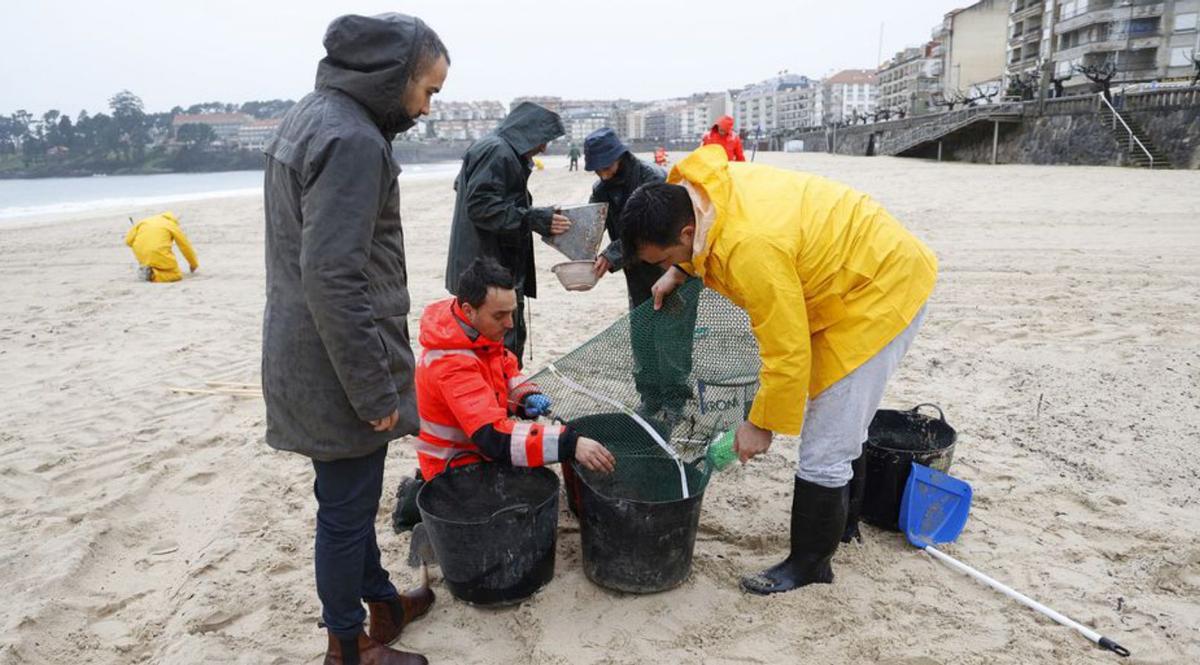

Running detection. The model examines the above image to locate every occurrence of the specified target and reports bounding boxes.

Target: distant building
[678,91,734,140]
[507,96,630,143]
[1009,0,1200,93]
[734,74,815,134]
[1005,0,1047,84]
[878,42,942,116]
[509,96,563,114]
[397,120,429,142]
[614,106,649,140]
[823,69,879,123]
[425,100,506,140]
[643,107,683,141]
[777,84,820,131]
[236,118,282,151]
[171,113,253,142]
[678,103,710,141]
[935,0,1009,96]
[564,109,610,144]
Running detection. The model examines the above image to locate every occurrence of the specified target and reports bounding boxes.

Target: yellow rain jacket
[671,146,937,435]
[124,212,198,283]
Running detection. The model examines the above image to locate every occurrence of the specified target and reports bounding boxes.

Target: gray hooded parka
[261,13,432,460]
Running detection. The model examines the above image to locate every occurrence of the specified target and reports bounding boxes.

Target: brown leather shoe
[323,631,427,665]
[366,585,435,645]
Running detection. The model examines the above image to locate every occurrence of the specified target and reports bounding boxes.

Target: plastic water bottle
[706,430,737,472]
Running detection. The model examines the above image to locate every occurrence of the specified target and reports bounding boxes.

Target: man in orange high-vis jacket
[413,257,615,481]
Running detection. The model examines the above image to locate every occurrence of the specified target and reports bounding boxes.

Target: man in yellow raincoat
[124,211,199,282]
[620,145,937,595]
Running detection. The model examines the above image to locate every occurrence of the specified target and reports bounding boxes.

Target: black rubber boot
[842,453,866,543]
[740,476,849,595]
[390,470,424,534]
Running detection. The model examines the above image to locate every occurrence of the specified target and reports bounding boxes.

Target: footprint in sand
[148,540,180,557]
[91,618,135,650]
[184,471,216,486]
[1152,550,1200,596]
[191,608,240,634]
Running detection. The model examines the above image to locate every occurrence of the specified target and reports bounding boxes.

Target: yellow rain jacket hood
[670,146,937,435]
[124,211,198,282]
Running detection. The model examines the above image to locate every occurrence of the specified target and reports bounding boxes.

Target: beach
[0,153,1197,664]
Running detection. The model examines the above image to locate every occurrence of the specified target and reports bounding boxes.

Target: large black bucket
[862,403,957,532]
[567,413,711,594]
[416,462,559,605]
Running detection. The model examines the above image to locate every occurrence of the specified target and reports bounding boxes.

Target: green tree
[74,110,93,155]
[186,101,231,115]
[56,115,76,150]
[0,115,20,155]
[89,113,119,160]
[109,90,149,162]
[176,122,216,148]
[21,134,45,166]
[10,110,33,142]
[145,111,174,146]
[42,110,63,147]
[240,99,295,119]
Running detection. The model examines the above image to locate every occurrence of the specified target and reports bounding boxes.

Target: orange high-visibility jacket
[700,115,746,162]
[413,298,578,479]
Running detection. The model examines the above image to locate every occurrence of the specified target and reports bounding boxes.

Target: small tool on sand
[902,462,1131,658]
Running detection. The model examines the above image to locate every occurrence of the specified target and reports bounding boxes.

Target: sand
[0,153,1197,664]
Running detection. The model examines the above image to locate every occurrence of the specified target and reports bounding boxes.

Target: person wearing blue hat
[584,128,663,288]
[584,127,698,419]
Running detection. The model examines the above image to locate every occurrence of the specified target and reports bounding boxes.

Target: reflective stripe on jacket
[414,298,574,479]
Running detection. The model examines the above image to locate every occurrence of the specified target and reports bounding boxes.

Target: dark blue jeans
[313,444,398,637]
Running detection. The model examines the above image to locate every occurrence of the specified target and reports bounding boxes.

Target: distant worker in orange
[124,211,199,282]
[701,115,746,162]
[654,146,668,166]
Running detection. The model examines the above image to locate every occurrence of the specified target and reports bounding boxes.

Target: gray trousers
[797,305,927,488]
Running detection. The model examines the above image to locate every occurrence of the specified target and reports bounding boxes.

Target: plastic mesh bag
[531,279,761,499]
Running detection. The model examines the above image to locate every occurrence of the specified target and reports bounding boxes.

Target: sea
[0,161,462,226]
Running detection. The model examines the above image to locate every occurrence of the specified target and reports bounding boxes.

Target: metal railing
[1096,92,1153,168]
[1043,95,1097,113]
[882,102,1024,156]
[1123,86,1200,109]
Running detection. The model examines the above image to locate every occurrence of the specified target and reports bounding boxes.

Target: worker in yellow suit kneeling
[125,211,199,282]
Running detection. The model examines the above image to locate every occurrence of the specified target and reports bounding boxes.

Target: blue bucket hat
[583,127,628,171]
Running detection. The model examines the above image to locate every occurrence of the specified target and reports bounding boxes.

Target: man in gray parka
[262,13,446,665]
[445,102,569,366]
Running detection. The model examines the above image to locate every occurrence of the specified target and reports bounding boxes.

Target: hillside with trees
[0,91,295,179]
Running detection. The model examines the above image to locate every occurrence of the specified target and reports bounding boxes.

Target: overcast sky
[2,0,961,118]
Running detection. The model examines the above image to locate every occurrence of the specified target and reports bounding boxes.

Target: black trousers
[312,444,398,637]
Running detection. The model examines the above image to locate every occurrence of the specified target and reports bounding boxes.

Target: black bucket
[415,462,559,605]
[862,403,957,532]
[567,413,711,594]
